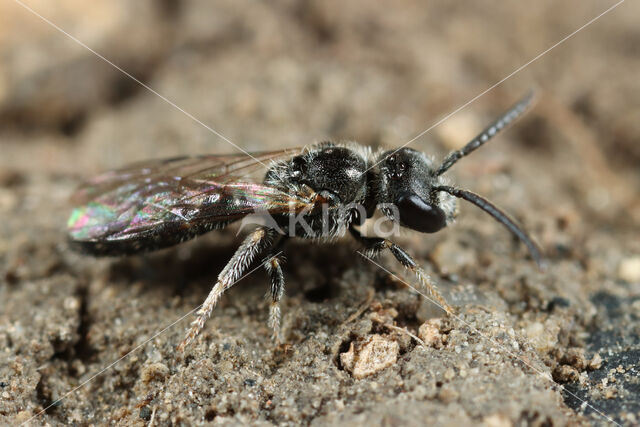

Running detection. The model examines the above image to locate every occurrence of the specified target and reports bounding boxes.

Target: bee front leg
[349,227,454,315]
[179,227,277,351]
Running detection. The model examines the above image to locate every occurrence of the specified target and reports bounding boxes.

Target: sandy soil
[1,1,639,425]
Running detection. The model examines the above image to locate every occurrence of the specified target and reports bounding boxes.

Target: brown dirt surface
[1,1,639,425]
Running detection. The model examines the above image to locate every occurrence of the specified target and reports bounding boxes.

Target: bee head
[376,147,456,233]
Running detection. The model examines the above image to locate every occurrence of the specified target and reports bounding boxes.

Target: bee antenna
[435,185,545,268]
[434,91,536,177]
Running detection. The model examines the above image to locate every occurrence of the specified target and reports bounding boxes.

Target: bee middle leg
[264,253,285,343]
[349,227,454,314]
[262,236,288,342]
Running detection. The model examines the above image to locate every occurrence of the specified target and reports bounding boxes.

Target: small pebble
[63,296,80,311]
[552,365,580,383]
[524,321,558,352]
[618,256,640,283]
[588,353,603,370]
[444,368,455,380]
[482,413,512,427]
[340,334,399,379]
[140,363,169,383]
[437,385,459,403]
[15,411,32,424]
[561,348,587,371]
[418,318,445,349]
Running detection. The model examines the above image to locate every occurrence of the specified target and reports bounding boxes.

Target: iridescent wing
[67,148,310,255]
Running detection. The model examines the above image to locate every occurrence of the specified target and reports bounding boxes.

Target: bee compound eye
[396,193,447,233]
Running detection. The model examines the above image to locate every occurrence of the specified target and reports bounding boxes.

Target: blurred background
[1,0,639,425]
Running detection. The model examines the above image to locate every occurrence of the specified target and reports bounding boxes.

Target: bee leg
[264,253,285,343]
[349,227,454,314]
[179,227,277,351]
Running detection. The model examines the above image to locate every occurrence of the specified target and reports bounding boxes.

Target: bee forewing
[67,148,310,251]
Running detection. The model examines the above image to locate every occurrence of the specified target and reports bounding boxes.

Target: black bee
[68,92,542,349]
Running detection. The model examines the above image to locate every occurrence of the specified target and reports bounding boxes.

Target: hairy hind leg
[179,227,277,351]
